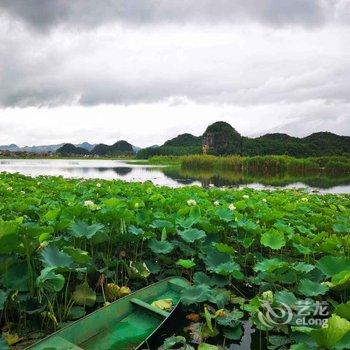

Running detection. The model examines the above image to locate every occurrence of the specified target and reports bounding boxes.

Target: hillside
[164,133,202,147]
[137,121,350,158]
[91,140,134,156]
[56,143,90,156]
[0,142,95,153]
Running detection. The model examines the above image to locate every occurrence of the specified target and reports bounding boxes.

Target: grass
[181,154,350,174]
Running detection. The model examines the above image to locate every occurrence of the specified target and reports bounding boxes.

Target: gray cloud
[1,20,349,109]
[0,0,339,30]
[0,0,349,140]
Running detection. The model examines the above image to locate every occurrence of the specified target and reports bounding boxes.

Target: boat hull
[27,277,189,350]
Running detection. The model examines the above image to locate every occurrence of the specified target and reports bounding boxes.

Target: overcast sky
[0,0,349,147]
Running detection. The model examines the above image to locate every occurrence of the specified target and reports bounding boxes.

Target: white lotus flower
[20,190,25,195]
[229,203,236,211]
[214,201,220,206]
[262,198,267,203]
[243,195,249,199]
[301,197,308,202]
[84,200,95,207]
[187,199,197,206]
[209,184,214,188]
[7,186,13,191]
[96,183,101,188]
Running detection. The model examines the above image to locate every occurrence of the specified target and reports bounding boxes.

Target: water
[1,159,350,194]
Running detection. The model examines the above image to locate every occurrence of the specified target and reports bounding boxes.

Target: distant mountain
[2,122,349,158]
[0,144,20,151]
[0,142,96,153]
[258,133,298,142]
[91,140,134,156]
[132,145,141,153]
[137,121,350,158]
[164,133,202,147]
[77,142,95,151]
[56,144,90,156]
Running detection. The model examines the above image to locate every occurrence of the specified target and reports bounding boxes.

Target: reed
[181,154,350,174]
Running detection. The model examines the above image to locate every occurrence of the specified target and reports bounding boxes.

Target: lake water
[1,159,350,194]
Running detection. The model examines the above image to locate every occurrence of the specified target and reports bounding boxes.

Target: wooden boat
[28,277,189,350]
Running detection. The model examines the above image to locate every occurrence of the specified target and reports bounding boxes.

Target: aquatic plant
[0,172,349,349]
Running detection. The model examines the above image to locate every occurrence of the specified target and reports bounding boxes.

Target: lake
[1,159,350,194]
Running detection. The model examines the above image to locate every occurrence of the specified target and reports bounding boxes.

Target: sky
[0,1,349,147]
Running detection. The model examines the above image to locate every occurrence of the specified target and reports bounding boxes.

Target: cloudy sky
[0,0,349,147]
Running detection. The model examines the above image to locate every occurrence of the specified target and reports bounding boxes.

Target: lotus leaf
[298,279,329,297]
[148,239,174,254]
[73,282,96,306]
[261,229,286,250]
[311,314,350,349]
[177,228,206,243]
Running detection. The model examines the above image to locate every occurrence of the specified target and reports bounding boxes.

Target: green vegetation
[0,172,349,349]
[56,140,134,157]
[55,143,90,156]
[181,155,350,174]
[137,121,350,159]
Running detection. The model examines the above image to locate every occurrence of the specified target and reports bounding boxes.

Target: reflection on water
[1,159,350,194]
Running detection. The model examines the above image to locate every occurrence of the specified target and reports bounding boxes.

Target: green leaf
[254,258,288,273]
[212,242,234,254]
[293,243,312,255]
[41,208,60,222]
[63,246,91,264]
[128,261,151,279]
[261,229,286,250]
[274,291,297,308]
[69,221,104,239]
[177,228,206,243]
[0,218,21,254]
[293,262,315,274]
[36,267,65,292]
[162,335,186,350]
[68,306,86,320]
[311,314,350,349]
[128,225,144,236]
[150,219,173,229]
[316,256,350,277]
[40,246,73,268]
[176,259,196,269]
[335,302,350,321]
[0,290,8,311]
[73,282,96,307]
[198,343,219,350]
[193,272,213,286]
[334,331,350,350]
[223,325,243,340]
[176,216,198,229]
[0,337,9,350]
[148,239,174,254]
[298,279,329,297]
[216,207,234,222]
[290,344,311,350]
[181,284,212,305]
[1,263,29,292]
[330,271,350,289]
[217,311,244,327]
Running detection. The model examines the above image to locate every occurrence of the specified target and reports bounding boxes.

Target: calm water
[1,159,350,194]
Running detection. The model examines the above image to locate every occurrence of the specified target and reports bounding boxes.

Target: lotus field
[0,172,350,349]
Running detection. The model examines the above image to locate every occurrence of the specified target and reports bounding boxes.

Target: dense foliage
[0,173,349,348]
[138,122,350,159]
[56,144,90,156]
[57,140,135,157]
[181,155,350,174]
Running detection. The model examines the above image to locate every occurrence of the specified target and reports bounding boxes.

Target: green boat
[28,277,189,350]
